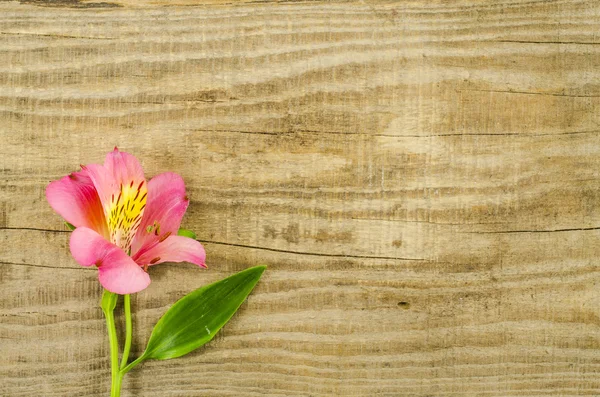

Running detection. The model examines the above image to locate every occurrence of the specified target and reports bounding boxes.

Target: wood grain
[1,0,600,395]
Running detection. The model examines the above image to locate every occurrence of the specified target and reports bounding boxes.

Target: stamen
[150,257,161,264]
[159,231,172,242]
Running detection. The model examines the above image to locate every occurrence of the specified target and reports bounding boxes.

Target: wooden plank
[1,1,600,396]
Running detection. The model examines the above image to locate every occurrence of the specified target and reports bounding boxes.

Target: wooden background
[1,0,600,395]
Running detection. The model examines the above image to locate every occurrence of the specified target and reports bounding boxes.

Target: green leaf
[101,290,118,313]
[177,228,196,239]
[65,222,76,231]
[141,265,265,361]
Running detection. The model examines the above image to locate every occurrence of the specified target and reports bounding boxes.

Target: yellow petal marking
[107,180,147,250]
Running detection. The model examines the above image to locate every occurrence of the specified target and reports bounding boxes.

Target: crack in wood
[0,227,425,261]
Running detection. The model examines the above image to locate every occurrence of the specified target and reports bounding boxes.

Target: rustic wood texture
[1,0,600,395]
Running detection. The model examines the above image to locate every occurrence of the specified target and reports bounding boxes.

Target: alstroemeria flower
[46,148,206,294]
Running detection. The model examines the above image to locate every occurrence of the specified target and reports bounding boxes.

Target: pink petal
[84,148,146,211]
[83,148,148,250]
[130,172,189,256]
[46,170,108,238]
[104,148,146,189]
[70,227,151,294]
[133,235,206,269]
[82,163,117,211]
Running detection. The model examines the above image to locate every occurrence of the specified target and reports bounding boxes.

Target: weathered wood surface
[1,0,600,395]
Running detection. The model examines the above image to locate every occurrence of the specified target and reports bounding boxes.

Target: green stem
[112,372,123,397]
[120,295,132,371]
[121,354,146,375]
[103,303,120,397]
[102,291,144,397]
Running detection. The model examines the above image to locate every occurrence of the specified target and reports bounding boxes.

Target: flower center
[108,180,147,250]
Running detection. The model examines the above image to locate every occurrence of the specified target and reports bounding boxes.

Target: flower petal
[104,148,146,190]
[82,163,117,211]
[84,148,146,208]
[84,148,148,250]
[133,235,206,268]
[130,172,189,256]
[46,170,108,238]
[70,227,151,294]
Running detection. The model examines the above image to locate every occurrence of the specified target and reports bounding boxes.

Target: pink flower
[46,148,206,294]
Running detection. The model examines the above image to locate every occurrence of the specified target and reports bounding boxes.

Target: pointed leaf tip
[141,265,266,361]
